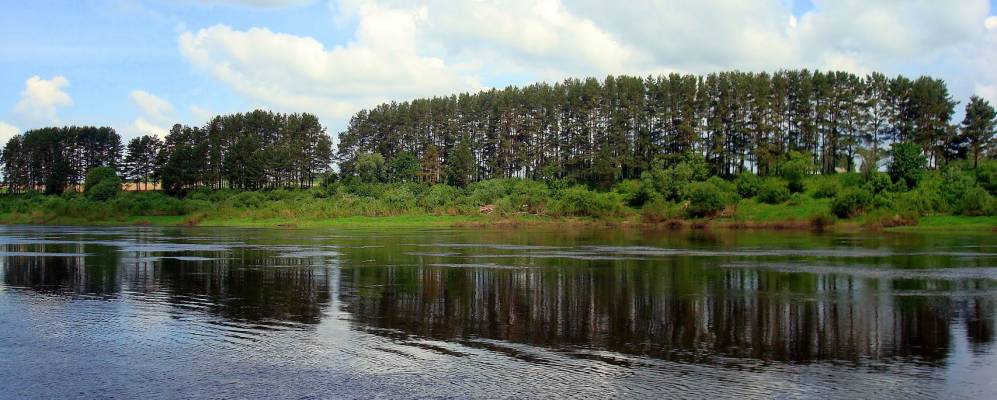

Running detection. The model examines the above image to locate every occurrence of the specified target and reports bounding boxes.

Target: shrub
[613,179,654,207]
[812,180,839,199]
[956,186,994,216]
[758,179,791,204]
[420,184,461,211]
[382,186,416,209]
[549,186,625,217]
[888,142,927,189]
[84,166,122,201]
[976,161,997,195]
[734,173,762,198]
[354,152,386,183]
[863,172,892,195]
[938,168,977,212]
[831,188,873,218]
[640,198,684,223]
[779,151,811,193]
[686,181,729,218]
[228,191,267,209]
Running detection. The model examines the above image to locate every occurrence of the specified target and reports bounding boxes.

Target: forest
[337,70,992,186]
[1,110,333,195]
[0,70,995,228]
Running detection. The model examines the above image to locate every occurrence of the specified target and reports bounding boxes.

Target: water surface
[1,225,995,399]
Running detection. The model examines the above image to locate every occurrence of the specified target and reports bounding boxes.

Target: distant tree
[960,96,997,168]
[387,152,421,182]
[123,135,162,190]
[446,140,475,187]
[354,152,385,183]
[888,142,928,189]
[84,166,122,200]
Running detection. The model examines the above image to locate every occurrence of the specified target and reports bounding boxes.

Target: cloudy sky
[1,0,996,145]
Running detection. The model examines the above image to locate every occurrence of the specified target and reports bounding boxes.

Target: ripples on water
[0,225,995,399]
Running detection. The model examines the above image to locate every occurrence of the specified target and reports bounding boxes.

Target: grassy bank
[1,161,994,232]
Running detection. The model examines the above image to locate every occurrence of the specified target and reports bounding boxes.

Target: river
[0,225,994,399]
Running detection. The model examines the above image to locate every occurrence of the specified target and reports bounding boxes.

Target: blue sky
[1,0,995,143]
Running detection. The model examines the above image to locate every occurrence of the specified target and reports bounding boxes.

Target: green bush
[549,186,625,217]
[938,168,977,212]
[812,180,839,199]
[613,179,654,207]
[831,188,873,218]
[956,186,994,216]
[83,167,122,201]
[976,161,997,195]
[758,179,791,204]
[888,142,927,189]
[228,191,267,208]
[863,172,892,195]
[640,198,684,222]
[420,184,461,210]
[734,173,762,198]
[779,151,811,193]
[686,181,730,218]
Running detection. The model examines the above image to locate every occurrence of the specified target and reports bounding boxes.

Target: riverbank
[1,169,994,233]
[2,208,992,233]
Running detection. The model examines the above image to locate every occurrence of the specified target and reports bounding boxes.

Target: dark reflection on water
[1,226,996,399]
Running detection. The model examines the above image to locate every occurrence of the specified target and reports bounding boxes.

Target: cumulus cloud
[179,2,482,119]
[128,90,177,138]
[0,122,20,147]
[14,76,73,124]
[179,0,996,124]
[972,16,997,103]
[335,0,645,78]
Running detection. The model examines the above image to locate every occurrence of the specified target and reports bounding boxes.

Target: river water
[0,225,994,399]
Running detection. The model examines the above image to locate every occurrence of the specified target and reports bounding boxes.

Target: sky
[1,0,996,145]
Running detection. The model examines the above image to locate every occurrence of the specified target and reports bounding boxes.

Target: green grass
[729,197,831,222]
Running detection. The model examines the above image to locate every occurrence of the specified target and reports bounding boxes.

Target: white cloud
[179,3,482,120]
[131,90,175,123]
[179,0,996,125]
[0,122,20,147]
[14,76,73,124]
[132,117,170,138]
[128,90,177,138]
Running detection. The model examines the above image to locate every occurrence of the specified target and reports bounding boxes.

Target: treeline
[337,70,995,187]
[2,110,334,195]
[0,126,122,194]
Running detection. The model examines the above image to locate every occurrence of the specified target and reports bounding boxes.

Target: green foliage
[84,167,122,201]
[977,160,997,195]
[778,151,811,193]
[446,141,475,187]
[812,180,839,199]
[355,152,386,183]
[863,172,892,195]
[831,188,873,218]
[888,142,927,189]
[419,184,462,211]
[758,179,791,204]
[386,152,421,183]
[613,179,654,207]
[686,181,731,218]
[955,187,994,216]
[734,173,762,198]
[549,186,625,217]
[938,167,977,212]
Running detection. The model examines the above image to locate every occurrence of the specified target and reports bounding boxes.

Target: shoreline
[2,213,993,234]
